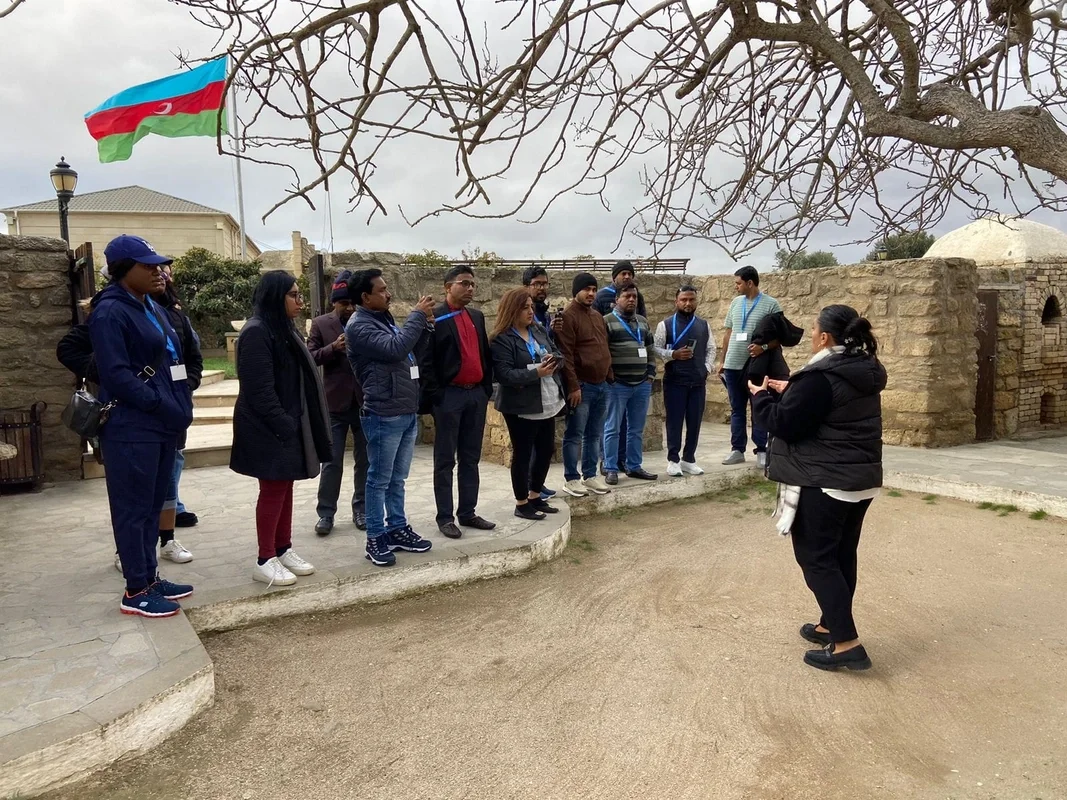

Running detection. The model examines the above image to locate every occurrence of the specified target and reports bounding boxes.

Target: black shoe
[174,511,198,528]
[459,515,496,531]
[386,525,433,553]
[315,516,334,536]
[528,498,559,514]
[514,504,546,521]
[800,623,832,647]
[605,471,618,485]
[353,509,366,531]
[365,535,396,567]
[803,644,872,671]
[438,522,463,539]
[626,468,658,481]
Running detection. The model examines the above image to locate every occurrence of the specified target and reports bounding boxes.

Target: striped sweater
[604,311,656,386]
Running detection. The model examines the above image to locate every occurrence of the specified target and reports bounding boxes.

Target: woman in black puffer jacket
[750,304,887,673]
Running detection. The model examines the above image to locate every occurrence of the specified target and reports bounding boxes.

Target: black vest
[663,314,710,387]
[767,354,887,491]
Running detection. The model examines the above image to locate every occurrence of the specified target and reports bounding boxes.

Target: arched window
[1042,295,1062,325]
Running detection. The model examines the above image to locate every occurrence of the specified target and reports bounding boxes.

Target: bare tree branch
[0,0,27,20]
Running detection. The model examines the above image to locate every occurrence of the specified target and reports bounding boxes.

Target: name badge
[735,332,749,342]
[409,365,420,380]
[637,347,648,358]
[169,364,188,381]
[526,363,540,371]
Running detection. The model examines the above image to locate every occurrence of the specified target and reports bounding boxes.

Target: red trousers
[256,479,294,560]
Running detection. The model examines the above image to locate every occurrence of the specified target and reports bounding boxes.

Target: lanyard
[671,313,696,346]
[612,310,642,343]
[740,293,762,331]
[434,308,463,324]
[512,328,542,361]
[144,297,179,364]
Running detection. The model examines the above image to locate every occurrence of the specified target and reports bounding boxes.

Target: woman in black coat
[489,288,567,521]
[749,305,886,672]
[231,271,332,587]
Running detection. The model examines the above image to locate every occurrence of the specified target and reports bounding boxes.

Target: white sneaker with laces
[253,557,297,587]
[562,479,589,497]
[667,461,683,477]
[160,539,193,563]
[583,477,612,494]
[279,550,315,576]
[680,460,705,476]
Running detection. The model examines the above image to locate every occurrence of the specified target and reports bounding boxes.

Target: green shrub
[171,248,262,348]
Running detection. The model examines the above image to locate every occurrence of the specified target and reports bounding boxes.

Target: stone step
[192,406,234,426]
[82,423,233,479]
[199,369,226,387]
[193,379,239,409]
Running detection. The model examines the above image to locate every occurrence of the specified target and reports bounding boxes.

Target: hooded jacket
[87,283,194,442]
[751,351,887,491]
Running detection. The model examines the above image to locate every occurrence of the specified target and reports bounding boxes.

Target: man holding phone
[654,285,716,476]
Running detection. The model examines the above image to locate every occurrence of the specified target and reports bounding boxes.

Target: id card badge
[169,364,188,381]
[637,347,648,358]
[409,365,420,380]
[735,332,749,342]
[526,363,540,371]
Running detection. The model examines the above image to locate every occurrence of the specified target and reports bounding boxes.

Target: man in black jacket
[421,266,496,539]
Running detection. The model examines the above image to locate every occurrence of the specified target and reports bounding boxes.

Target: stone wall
[0,234,84,482]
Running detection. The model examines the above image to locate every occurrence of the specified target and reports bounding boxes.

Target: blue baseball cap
[104,234,173,267]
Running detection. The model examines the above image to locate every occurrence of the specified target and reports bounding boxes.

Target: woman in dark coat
[231,271,332,587]
[749,305,886,672]
[489,287,567,520]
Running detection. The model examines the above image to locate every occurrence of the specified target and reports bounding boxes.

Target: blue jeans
[604,381,652,472]
[723,368,767,454]
[362,412,418,540]
[562,381,609,481]
[173,449,186,514]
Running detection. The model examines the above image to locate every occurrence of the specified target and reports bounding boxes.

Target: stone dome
[925,216,1067,264]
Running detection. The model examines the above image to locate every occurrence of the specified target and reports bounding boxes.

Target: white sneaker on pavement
[160,540,194,563]
[667,461,683,477]
[680,460,705,476]
[583,477,612,494]
[279,550,315,576]
[253,557,297,587]
[722,450,745,466]
[562,479,589,497]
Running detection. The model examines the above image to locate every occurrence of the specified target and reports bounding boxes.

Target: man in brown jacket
[555,272,614,497]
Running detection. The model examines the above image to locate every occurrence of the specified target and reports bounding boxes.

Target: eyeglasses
[286,291,304,301]
[454,279,477,289]
[529,280,549,288]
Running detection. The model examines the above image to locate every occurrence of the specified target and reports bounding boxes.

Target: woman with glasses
[230,271,332,587]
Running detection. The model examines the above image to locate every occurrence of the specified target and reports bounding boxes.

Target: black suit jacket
[420,302,493,412]
[307,310,363,413]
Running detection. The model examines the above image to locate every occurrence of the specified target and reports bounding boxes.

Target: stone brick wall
[0,234,84,482]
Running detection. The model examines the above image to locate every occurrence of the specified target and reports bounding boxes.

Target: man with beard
[309,270,369,535]
[522,266,564,499]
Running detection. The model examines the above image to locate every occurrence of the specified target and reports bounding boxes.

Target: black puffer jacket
[741,311,805,384]
[751,351,887,491]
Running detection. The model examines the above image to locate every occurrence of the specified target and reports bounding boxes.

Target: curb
[884,471,1067,520]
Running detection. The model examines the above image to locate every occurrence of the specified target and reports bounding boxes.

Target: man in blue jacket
[89,235,195,618]
[346,269,436,566]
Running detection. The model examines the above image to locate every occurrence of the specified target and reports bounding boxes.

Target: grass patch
[887,489,903,498]
[1029,510,1048,520]
[922,494,938,504]
[202,357,236,380]
[977,502,1020,515]
[573,538,597,552]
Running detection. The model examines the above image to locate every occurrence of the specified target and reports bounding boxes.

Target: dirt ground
[43,488,1067,800]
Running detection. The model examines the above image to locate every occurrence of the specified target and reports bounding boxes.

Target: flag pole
[229,72,248,261]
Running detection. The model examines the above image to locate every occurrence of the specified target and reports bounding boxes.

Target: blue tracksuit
[89,284,193,591]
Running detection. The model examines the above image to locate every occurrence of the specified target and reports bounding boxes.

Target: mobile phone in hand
[687,339,697,349]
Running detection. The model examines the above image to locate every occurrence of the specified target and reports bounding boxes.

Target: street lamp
[876,244,888,261]
[49,157,77,246]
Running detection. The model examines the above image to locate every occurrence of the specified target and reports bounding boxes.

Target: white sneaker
[757,452,767,468]
[114,552,122,572]
[722,450,745,466]
[680,460,705,476]
[562,479,589,497]
[253,557,297,587]
[160,539,194,563]
[667,461,683,477]
[279,550,315,576]
[583,477,612,494]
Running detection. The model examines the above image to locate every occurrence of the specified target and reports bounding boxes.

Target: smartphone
[687,339,697,350]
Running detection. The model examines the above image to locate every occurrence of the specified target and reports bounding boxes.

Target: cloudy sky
[1,0,1062,273]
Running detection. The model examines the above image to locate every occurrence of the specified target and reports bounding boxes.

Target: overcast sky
[1,0,1062,273]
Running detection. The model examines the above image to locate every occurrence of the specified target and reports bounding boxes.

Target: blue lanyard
[671,313,696,346]
[390,323,416,364]
[612,310,642,343]
[144,297,179,364]
[512,328,542,361]
[740,293,762,331]
[434,309,463,324]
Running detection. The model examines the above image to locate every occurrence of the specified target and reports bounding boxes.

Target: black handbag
[60,365,159,438]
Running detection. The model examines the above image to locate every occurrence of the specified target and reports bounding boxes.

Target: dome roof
[925,217,1067,263]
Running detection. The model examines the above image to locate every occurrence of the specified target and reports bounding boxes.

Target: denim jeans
[603,381,652,472]
[562,381,609,481]
[723,368,767,453]
[173,449,186,515]
[361,412,418,540]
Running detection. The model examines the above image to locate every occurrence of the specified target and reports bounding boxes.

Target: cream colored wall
[5,211,260,262]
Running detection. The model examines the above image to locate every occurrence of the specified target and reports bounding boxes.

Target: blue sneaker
[152,576,194,600]
[120,586,180,618]
[539,485,556,500]
[365,535,397,566]
[386,525,433,553]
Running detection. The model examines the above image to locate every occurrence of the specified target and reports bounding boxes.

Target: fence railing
[446,258,689,274]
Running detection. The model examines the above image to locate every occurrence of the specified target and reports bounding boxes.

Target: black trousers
[316,408,368,519]
[663,381,706,463]
[504,414,555,502]
[790,486,872,643]
[432,385,488,523]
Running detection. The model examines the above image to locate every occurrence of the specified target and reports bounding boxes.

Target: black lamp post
[49,157,78,246]
[876,244,888,261]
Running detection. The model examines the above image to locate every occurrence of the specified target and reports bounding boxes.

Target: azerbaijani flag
[84,57,229,163]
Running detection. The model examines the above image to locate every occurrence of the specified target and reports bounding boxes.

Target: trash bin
[0,402,47,492]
